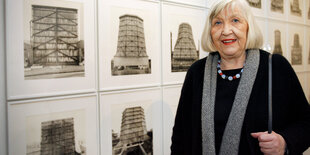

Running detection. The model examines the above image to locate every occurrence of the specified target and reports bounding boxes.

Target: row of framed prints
[8,79,310,155]
[6,0,207,100]
[8,88,161,155]
[246,0,310,24]
[6,0,310,101]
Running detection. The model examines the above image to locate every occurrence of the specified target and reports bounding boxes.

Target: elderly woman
[171,0,310,154]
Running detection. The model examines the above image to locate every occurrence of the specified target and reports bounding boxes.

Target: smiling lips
[222,39,237,45]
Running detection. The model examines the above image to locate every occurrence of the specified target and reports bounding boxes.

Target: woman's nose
[222,23,232,35]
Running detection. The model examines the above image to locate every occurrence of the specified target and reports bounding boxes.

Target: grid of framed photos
[4,0,310,155]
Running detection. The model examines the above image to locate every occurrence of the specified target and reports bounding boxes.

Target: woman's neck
[220,52,246,70]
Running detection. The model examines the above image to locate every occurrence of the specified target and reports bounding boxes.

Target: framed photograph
[162,85,182,155]
[288,0,304,23]
[287,23,304,72]
[306,0,310,24]
[98,0,161,90]
[8,95,98,155]
[162,2,207,84]
[6,0,96,100]
[267,20,287,58]
[100,88,162,155]
[246,0,265,17]
[162,0,207,7]
[267,0,287,20]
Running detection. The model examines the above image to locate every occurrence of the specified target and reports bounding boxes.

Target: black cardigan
[171,50,310,155]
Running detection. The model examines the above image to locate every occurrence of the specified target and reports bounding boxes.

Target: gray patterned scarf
[201,49,260,155]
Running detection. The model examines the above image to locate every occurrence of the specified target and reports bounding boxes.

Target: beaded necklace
[217,59,244,81]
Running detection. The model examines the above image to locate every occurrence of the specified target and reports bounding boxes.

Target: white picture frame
[8,95,99,155]
[162,85,182,155]
[98,0,161,91]
[288,23,305,72]
[267,19,288,58]
[6,0,96,100]
[162,2,207,85]
[100,88,162,155]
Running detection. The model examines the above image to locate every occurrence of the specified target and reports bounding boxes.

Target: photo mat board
[6,0,96,100]
[98,0,161,90]
[8,95,98,155]
[100,88,162,155]
[162,2,207,84]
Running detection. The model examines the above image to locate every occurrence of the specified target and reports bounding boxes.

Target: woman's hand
[251,131,286,155]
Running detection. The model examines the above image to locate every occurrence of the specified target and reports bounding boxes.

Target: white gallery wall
[2,0,310,155]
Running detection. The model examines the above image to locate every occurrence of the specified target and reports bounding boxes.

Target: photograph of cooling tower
[247,0,261,9]
[171,23,199,72]
[111,14,151,76]
[290,0,302,16]
[26,110,86,155]
[24,2,85,80]
[271,0,283,13]
[111,105,153,155]
[291,33,303,65]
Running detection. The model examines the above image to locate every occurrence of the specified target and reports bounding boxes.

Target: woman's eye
[233,19,239,23]
[214,21,221,25]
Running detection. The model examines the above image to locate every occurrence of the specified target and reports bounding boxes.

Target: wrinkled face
[211,6,248,58]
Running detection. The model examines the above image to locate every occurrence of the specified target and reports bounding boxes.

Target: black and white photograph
[290,0,302,17]
[288,24,305,72]
[24,1,85,80]
[98,0,161,90]
[26,110,86,155]
[247,0,261,9]
[171,23,199,72]
[111,14,151,76]
[291,33,303,65]
[6,0,96,100]
[161,3,206,84]
[271,0,283,13]
[111,105,153,155]
[273,30,284,55]
[100,89,162,155]
[8,96,98,155]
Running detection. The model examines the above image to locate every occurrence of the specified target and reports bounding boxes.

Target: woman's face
[211,6,248,58]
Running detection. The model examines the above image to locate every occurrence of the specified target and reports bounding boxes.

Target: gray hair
[201,0,263,52]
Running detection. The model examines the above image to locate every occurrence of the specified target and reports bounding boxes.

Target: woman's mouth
[222,39,237,45]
